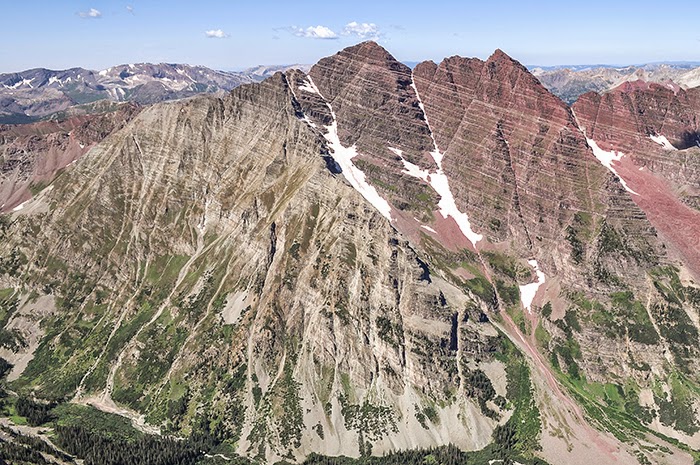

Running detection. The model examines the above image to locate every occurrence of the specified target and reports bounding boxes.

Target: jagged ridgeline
[0,41,699,465]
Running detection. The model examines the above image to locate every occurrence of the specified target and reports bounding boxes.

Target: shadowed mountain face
[0,42,699,465]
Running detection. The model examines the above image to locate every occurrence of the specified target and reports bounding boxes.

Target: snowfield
[519,259,546,313]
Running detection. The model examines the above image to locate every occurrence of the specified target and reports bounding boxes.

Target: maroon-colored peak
[337,40,401,65]
[486,48,528,72]
[414,60,438,79]
[611,79,681,95]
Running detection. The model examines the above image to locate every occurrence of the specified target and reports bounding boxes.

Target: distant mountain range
[0,63,311,124]
[530,62,700,104]
[3,59,700,124]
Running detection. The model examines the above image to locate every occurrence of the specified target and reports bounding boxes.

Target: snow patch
[287,77,317,129]
[6,79,33,90]
[519,259,545,313]
[396,150,430,182]
[98,69,108,76]
[301,116,317,128]
[306,77,393,222]
[585,137,638,195]
[12,200,28,212]
[421,225,437,234]
[410,80,444,168]
[298,79,319,94]
[649,134,677,151]
[48,76,61,85]
[402,77,483,247]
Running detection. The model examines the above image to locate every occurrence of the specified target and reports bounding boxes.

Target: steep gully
[291,71,624,461]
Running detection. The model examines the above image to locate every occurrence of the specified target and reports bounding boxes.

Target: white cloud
[78,8,102,19]
[126,5,134,15]
[342,22,381,40]
[291,25,338,40]
[205,29,229,39]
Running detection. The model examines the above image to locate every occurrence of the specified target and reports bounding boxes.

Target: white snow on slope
[421,225,437,234]
[649,134,677,151]
[519,259,545,313]
[11,200,28,212]
[585,137,638,195]
[404,77,483,247]
[410,81,444,168]
[304,77,393,221]
[5,79,33,90]
[298,79,319,95]
[397,153,482,247]
[390,147,428,181]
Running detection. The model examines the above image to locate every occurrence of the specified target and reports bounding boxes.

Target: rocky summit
[0,41,699,465]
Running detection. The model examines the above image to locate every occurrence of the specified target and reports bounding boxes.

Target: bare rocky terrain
[0,42,699,465]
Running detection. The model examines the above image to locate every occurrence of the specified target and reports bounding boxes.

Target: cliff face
[1,42,700,465]
[412,51,604,256]
[573,84,700,279]
[0,72,507,462]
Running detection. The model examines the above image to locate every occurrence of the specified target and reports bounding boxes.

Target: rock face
[574,82,700,152]
[0,103,140,211]
[573,83,700,278]
[1,42,700,465]
[412,50,605,260]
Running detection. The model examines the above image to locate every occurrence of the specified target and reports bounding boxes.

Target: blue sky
[2,1,700,72]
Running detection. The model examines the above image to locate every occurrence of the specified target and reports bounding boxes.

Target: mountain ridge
[0,62,312,124]
[0,41,699,465]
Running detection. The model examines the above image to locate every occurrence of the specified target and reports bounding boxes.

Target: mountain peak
[333,40,402,67]
[486,48,525,69]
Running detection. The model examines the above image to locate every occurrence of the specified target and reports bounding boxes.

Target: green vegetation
[484,252,530,282]
[303,443,550,465]
[496,279,520,307]
[610,291,659,345]
[55,423,202,465]
[464,369,501,420]
[276,358,304,454]
[375,315,404,348]
[654,372,700,435]
[0,290,24,351]
[494,337,542,460]
[0,247,27,279]
[338,388,397,454]
[649,266,700,370]
[565,212,593,264]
